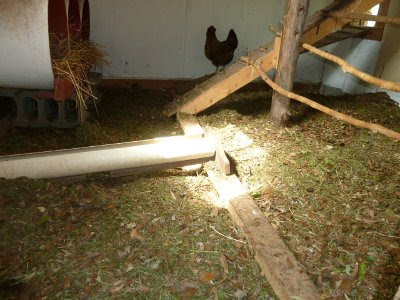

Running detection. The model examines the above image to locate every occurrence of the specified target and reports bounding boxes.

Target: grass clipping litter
[50,34,108,112]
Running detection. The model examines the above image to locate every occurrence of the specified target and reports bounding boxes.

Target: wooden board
[208,171,320,300]
[164,50,275,117]
[302,0,386,45]
[394,285,400,300]
[272,37,282,69]
[215,141,231,175]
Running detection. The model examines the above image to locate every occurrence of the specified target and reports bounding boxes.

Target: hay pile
[50,33,108,111]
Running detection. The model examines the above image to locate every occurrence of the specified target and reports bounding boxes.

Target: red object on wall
[48,0,68,37]
[36,78,75,101]
[68,0,81,36]
[81,0,90,40]
[47,0,91,101]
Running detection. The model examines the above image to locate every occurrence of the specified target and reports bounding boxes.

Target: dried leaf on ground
[339,277,354,294]
[220,254,229,274]
[110,281,124,294]
[136,284,150,293]
[63,277,72,289]
[130,229,145,241]
[200,271,216,283]
[181,282,199,299]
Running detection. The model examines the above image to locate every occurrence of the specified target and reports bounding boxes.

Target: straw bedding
[50,33,108,111]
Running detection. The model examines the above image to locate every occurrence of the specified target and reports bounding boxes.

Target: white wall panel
[321,39,354,92]
[183,0,246,77]
[320,39,388,99]
[90,0,330,80]
[90,0,187,78]
[296,53,325,83]
[343,39,381,94]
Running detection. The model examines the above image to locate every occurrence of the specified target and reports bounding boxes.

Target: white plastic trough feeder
[0,135,217,179]
[0,0,90,90]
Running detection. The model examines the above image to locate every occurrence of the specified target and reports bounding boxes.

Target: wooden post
[269,0,309,126]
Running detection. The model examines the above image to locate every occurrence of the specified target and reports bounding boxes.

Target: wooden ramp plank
[164,50,275,117]
[208,171,320,300]
[301,0,386,45]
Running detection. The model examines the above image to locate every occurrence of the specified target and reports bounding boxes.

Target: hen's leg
[215,66,219,73]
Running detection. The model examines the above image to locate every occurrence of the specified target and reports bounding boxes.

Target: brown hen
[204,26,238,72]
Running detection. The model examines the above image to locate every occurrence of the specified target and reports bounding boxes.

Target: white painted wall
[320,36,399,105]
[90,0,188,79]
[374,0,400,103]
[319,1,400,104]
[90,0,329,80]
[320,38,382,95]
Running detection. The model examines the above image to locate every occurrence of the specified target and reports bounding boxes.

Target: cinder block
[14,90,52,127]
[13,90,37,127]
[9,89,91,128]
[0,88,18,98]
[0,96,16,120]
[51,98,87,128]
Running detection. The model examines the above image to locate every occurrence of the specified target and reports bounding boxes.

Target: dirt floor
[0,85,399,299]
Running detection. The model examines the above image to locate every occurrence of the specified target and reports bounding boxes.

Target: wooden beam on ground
[394,285,400,300]
[329,12,400,26]
[215,142,231,175]
[302,43,400,93]
[253,63,400,141]
[270,0,309,126]
[208,171,320,300]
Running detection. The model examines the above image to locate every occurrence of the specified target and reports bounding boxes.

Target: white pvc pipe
[0,135,216,179]
[0,0,54,89]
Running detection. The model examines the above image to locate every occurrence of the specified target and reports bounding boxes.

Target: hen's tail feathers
[226,29,238,49]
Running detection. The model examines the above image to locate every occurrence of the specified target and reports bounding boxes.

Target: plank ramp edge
[208,171,320,300]
[164,50,272,117]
